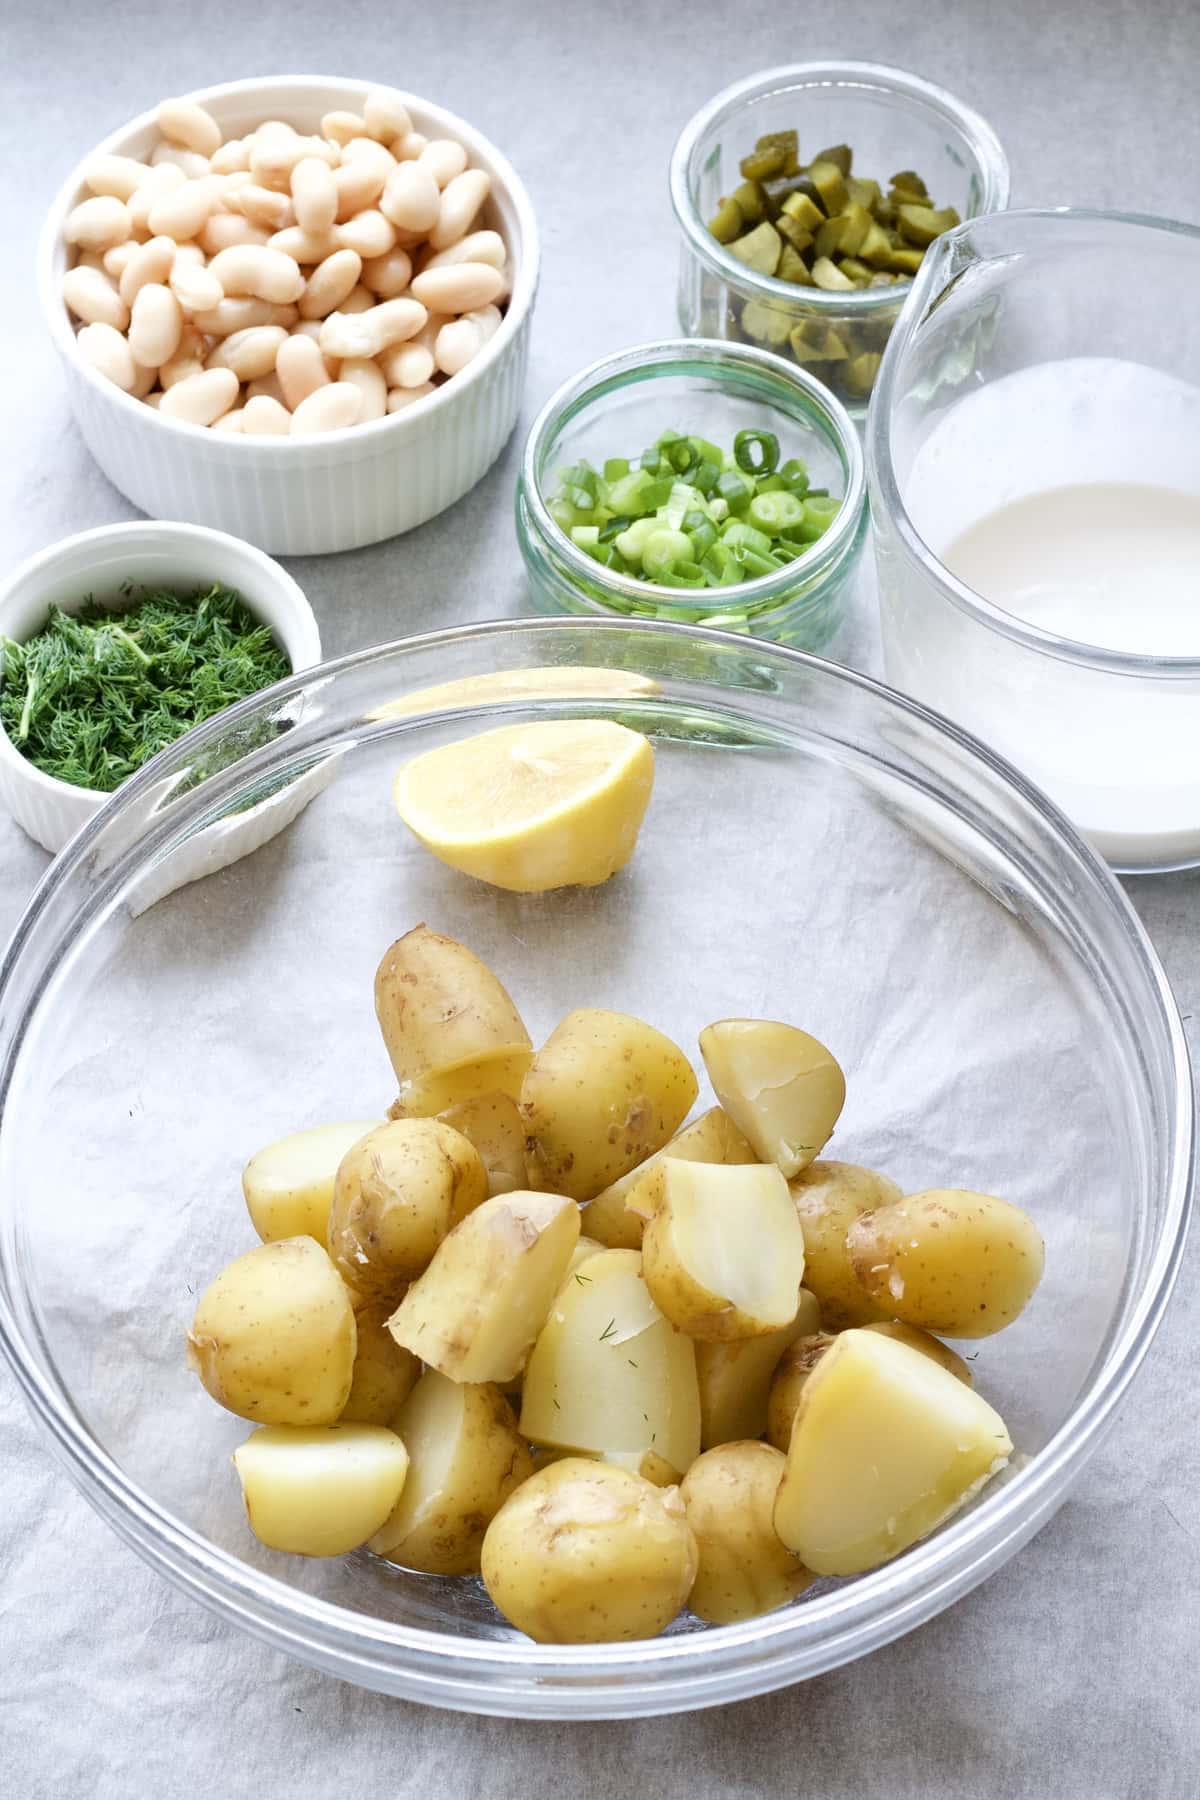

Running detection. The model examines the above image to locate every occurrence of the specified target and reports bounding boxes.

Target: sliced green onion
[603,457,630,482]
[733,429,780,476]
[749,490,806,534]
[641,527,694,581]
[599,514,633,544]
[716,471,751,513]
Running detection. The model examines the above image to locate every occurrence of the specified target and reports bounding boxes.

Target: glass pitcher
[866,208,1200,874]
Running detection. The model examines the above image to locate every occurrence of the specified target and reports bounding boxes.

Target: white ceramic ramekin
[0,521,322,889]
[38,77,539,555]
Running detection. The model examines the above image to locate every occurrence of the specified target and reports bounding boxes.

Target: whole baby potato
[233,1423,410,1557]
[375,924,532,1115]
[339,1302,421,1425]
[789,1161,904,1328]
[681,1442,812,1624]
[369,1369,532,1574]
[847,1189,1045,1338]
[481,1459,698,1643]
[186,1237,356,1426]
[327,1117,488,1300]
[521,1008,698,1202]
[582,1106,758,1251]
[242,1120,380,1243]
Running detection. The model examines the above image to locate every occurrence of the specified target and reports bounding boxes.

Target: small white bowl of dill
[0,521,321,888]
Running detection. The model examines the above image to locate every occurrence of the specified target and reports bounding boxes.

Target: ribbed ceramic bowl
[0,521,322,894]
[0,619,1190,1718]
[37,76,539,554]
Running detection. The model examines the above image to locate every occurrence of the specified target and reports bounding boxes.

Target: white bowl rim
[38,73,541,453]
[0,519,320,811]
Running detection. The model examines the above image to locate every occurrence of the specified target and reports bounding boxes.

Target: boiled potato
[233,1423,410,1557]
[436,1091,526,1195]
[369,1370,532,1573]
[339,1303,421,1425]
[681,1442,812,1624]
[520,1008,698,1202]
[774,1328,1012,1575]
[530,1445,679,1487]
[765,1333,838,1451]
[789,1160,903,1328]
[326,1118,488,1300]
[847,1189,1044,1338]
[187,1237,356,1426]
[387,1190,580,1382]
[696,1288,821,1449]
[520,1248,700,1478]
[640,1159,807,1341]
[242,1121,380,1243]
[864,1321,974,1385]
[481,1459,698,1643]
[561,1234,607,1285]
[700,1019,845,1177]
[582,1107,758,1250]
[375,924,532,1115]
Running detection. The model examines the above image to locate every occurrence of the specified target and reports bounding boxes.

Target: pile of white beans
[60,91,509,434]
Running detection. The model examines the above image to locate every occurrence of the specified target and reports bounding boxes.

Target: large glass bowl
[0,619,1190,1719]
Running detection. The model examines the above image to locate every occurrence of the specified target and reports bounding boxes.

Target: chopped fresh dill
[0,583,291,793]
[598,1318,618,1342]
[574,1272,592,1285]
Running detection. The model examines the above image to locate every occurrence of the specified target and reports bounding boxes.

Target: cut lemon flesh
[393,719,655,893]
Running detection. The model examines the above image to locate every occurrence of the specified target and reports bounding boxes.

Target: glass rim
[0,616,1192,1712]
[867,205,1200,677]
[668,59,1011,315]
[518,337,867,619]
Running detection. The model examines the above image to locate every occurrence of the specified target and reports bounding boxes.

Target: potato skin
[699,1018,845,1177]
[481,1459,698,1643]
[339,1303,421,1425]
[582,1106,758,1250]
[696,1288,822,1449]
[863,1321,973,1385]
[242,1121,380,1244]
[765,1333,838,1451]
[520,1008,698,1202]
[327,1118,488,1300]
[436,1091,526,1196]
[375,924,532,1112]
[186,1237,356,1426]
[681,1442,812,1624]
[789,1161,903,1328]
[847,1189,1044,1338]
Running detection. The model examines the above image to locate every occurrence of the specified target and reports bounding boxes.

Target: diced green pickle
[834,201,873,256]
[889,169,929,198]
[732,181,766,224]
[811,256,855,292]
[897,203,961,246]
[740,145,787,182]
[842,351,882,396]
[846,176,882,211]
[740,299,793,345]
[708,197,743,243]
[807,161,849,216]
[780,191,826,232]
[777,246,815,285]
[813,217,846,261]
[777,215,814,254]
[727,221,782,275]
[812,144,853,176]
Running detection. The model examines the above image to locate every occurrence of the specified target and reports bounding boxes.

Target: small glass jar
[670,61,1010,418]
[516,338,866,650]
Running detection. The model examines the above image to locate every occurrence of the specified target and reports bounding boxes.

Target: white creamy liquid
[884,357,1200,868]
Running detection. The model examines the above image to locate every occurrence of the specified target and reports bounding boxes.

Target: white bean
[290,381,362,434]
[268,224,340,264]
[340,283,377,314]
[387,381,435,411]
[208,324,287,379]
[242,394,293,435]
[129,357,158,399]
[148,178,216,242]
[409,309,450,352]
[119,235,176,309]
[378,340,433,388]
[157,98,223,158]
[84,154,149,201]
[393,131,429,162]
[421,228,507,271]
[292,319,341,373]
[150,143,212,181]
[359,247,412,298]
[169,258,224,313]
[434,316,483,376]
[64,196,131,252]
[466,302,502,343]
[252,130,336,188]
[419,139,469,190]
[62,265,129,330]
[298,248,362,319]
[200,213,269,255]
[159,325,209,388]
[337,209,396,258]
[127,163,185,236]
[235,184,294,231]
[76,321,138,390]
[208,245,304,304]
[192,296,296,335]
[409,261,504,312]
[158,367,240,424]
[429,168,490,251]
[211,138,251,175]
[363,89,412,143]
[292,157,338,234]
[128,282,183,367]
[337,356,388,421]
[333,145,393,221]
[103,240,140,278]
[212,408,245,433]
[380,162,440,233]
[245,371,287,404]
[319,296,425,359]
[322,110,367,146]
[172,241,207,266]
[276,333,332,409]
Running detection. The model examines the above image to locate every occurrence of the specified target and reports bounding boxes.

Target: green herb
[574,1272,592,1285]
[0,583,291,793]
[598,1318,618,1342]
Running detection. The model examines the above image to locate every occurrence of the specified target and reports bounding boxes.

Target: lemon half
[393,719,655,893]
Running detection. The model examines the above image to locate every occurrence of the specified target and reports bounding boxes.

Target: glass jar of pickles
[670,62,1009,416]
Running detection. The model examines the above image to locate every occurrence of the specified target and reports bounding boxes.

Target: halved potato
[435,1091,526,1195]
[339,1303,421,1425]
[773,1328,1012,1575]
[369,1371,532,1574]
[520,1008,698,1202]
[863,1321,974,1385]
[699,1019,845,1177]
[233,1423,410,1556]
[242,1121,381,1243]
[529,1444,679,1487]
[640,1159,807,1341]
[681,1441,812,1624]
[789,1160,903,1327]
[696,1288,821,1449]
[327,1117,488,1300]
[765,1332,839,1450]
[387,1190,580,1382]
[847,1189,1045,1338]
[375,925,532,1115]
[520,1247,700,1478]
[582,1106,758,1250]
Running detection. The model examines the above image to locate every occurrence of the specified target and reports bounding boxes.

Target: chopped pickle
[838,256,871,284]
[740,144,788,182]
[846,176,882,211]
[890,169,929,198]
[780,190,826,232]
[886,245,926,276]
[757,129,800,172]
[708,197,744,243]
[727,221,782,275]
[807,160,849,215]
[776,215,814,254]
[741,299,793,343]
[811,256,854,292]
[842,351,882,395]
[812,143,852,176]
[812,217,846,262]
[858,221,895,269]
[898,203,962,247]
[834,201,873,256]
[731,180,766,224]
[777,245,815,287]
